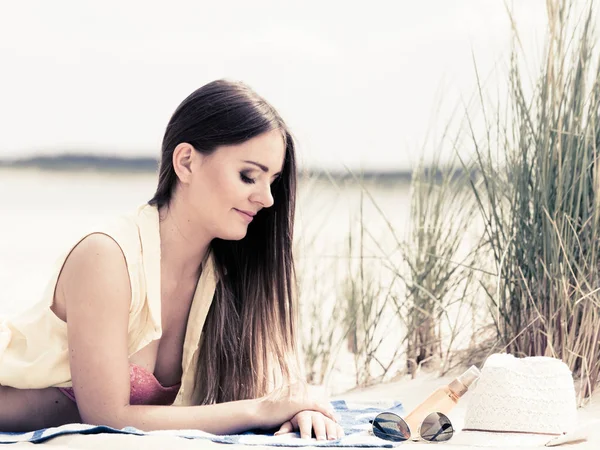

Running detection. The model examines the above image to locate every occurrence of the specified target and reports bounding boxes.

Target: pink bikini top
[59,363,181,406]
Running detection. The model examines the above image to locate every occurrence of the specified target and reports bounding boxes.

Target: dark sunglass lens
[420,412,454,442]
[372,412,410,442]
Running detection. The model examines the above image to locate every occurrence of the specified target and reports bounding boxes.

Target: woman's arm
[57,233,334,433]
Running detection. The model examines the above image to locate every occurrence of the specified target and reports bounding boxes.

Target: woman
[0,80,342,441]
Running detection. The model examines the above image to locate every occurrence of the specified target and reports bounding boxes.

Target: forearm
[83,398,262,434]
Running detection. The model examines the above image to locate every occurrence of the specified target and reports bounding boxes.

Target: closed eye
[240,172,256,184]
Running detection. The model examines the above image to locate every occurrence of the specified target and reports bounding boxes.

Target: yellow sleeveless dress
[0,203,217,406]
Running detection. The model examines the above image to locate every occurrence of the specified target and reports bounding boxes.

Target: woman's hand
[275,410,345,441]
[255,382,337,431]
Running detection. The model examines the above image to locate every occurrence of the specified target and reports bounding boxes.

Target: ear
[172,143,200,184]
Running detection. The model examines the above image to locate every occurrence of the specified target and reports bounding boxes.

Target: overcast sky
[0,1,557,170]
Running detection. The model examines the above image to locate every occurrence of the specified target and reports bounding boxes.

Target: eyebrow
[243,160,282,177]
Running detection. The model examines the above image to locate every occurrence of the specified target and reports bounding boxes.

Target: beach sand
[9,371,600,450]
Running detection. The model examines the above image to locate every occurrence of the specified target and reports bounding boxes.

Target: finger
[313,401,337,422]
[325,418,339,441]
[312,413,327,441]
[297,412,313,440]
[274,421,293,436]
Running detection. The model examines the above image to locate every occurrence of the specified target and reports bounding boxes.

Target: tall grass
[296,175,406,389]
[295,175,350,386]
[338,153,480,382]
[399,161,479,377]
[466,0,600,399]
[297,0,600,399]
[298,255,348,386]
[341,188,403,386]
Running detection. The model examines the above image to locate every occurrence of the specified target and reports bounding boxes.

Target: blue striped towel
[0,399,404,447]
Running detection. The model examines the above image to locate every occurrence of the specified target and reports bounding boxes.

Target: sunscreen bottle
[404,366,481,439]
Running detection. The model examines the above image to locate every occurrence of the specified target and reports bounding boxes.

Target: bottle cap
[449,365,481,397]
[458,365,481,388]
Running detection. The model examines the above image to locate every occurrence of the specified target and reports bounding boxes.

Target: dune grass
[464,0,600,400]
[297,0,600,400]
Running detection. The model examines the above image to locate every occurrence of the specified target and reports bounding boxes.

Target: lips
[236,209,256,217]
[235,209,255,222]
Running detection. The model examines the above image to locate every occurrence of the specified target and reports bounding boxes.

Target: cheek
[203,172,245,211]
[222,173,248,201]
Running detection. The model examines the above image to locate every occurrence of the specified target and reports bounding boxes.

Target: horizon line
[0,153,418,178]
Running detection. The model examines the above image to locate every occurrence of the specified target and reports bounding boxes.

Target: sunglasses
[369,411,454,443]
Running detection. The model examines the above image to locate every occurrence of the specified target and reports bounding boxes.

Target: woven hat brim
[448,430,557,448]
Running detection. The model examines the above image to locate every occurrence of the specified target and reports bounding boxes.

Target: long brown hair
[149,79,300,403]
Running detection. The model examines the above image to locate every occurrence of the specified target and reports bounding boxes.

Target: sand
[8,372,600,450]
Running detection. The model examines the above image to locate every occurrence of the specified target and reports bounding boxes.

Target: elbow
[78,404,132,429]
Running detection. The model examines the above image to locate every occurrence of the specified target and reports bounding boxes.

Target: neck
[158,196,211,281]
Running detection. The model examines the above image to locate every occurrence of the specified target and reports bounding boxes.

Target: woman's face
[186,128,286,241]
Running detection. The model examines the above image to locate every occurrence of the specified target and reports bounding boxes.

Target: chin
[219,228,248,241]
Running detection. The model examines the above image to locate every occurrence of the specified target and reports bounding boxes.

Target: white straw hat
[450,353,580,448]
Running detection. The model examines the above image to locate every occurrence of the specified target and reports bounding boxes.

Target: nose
[251,181,275,208]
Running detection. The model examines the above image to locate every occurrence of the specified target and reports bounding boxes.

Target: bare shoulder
[67,232,126,266]
[54,233,132,320]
